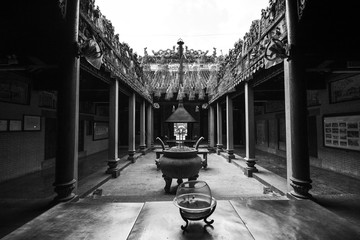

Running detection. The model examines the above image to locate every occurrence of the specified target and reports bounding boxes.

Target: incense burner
[173,181,217,230]
[159,146,202,193]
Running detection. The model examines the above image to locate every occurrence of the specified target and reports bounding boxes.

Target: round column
[54,0,80,202]
[216,102,223,154]
[284,0,312,198]
[244,81,257,176]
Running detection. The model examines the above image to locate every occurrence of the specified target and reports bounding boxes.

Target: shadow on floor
[0,149,128,238]
[233,147,360,225]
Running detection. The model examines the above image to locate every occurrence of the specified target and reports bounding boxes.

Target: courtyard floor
[0,148,360,239]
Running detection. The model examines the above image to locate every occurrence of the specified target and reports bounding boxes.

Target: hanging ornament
[176,85,185,101]
[155,89,162,98]
[198,88,205,100]
[165,91,173,100]
[189,90,195,101]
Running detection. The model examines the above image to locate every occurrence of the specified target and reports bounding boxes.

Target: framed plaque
[0,76,30,105]
[9,120,22,131]
[323,114,360,151]
[93,121,109,140]
[329,75,360,103]
[0,120,8,131]
[23,115,41,131]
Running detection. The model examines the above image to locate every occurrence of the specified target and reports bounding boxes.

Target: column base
[140,145,147,155]
[106,158,121,178]
[106,168,120,178]
[289,177,312,199]
[53,179,76,202]
[226,149,235,162]
[244,157,258,177]
[216,144,223,155]
[128,150,136,163]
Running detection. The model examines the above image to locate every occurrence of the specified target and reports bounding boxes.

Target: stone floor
[0,148,129,238]
[97,152,284,202]
[1,148,360,239]
[3,199,360,239]
[233,148,360,196]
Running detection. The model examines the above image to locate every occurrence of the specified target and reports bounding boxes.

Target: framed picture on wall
[0,74,30,105]
[9,120,22,131]
[0,120,8,131]
[93,121,109,140]
[323,114,360,151]
[38,91,57,109]
[329,75,360,103]
[23,115,41,131]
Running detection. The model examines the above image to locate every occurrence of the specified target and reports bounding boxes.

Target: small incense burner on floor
[173,180,217,230]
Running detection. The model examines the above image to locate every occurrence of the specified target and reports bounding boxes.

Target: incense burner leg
[180,210,189,231]
[177,178,183,185]
[163,175,172,193]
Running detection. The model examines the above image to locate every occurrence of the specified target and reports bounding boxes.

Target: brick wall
[0,127,44,182]
[315,74,360,178]
[254,73,360,179]
[0,90,45,182]
[0,94,110,183]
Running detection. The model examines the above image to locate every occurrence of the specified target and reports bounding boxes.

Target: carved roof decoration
[72,0,307,104]
[140,46,219,65]
[209,0,296,104]
[78,0,151,102]
[141,45,222,101]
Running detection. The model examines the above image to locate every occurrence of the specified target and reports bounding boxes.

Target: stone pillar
[54,0,80,202]
[106,79,120,177]
[216,102,223,154]
[140,100,146,154]
[208,104,215,151]
[160,108,165,137]
[285,0,312,199]
[151,107,155,147]
[244,81,257,177]
[226,95,235,161]
[146,103,153,150]
[128,93,136,162]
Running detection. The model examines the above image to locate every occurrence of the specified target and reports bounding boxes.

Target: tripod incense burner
[159,146,202,193]
[173,180,217,230]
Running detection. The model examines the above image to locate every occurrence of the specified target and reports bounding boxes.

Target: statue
[213,47,217,57]
[144,47,148,56]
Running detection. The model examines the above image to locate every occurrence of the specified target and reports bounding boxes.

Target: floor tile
[128,200,254,240]
[230,199,360,240]
[2,201,144,240]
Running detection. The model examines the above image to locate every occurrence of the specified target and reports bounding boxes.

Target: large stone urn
[159,146,202,193]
